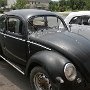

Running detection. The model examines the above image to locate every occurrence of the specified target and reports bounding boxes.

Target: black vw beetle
[0,9,89,90]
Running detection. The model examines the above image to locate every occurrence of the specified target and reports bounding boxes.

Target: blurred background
[0,0,90,13]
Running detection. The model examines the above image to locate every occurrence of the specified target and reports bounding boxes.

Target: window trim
[6,15,24,36]
[69,16,82,25]
[69,15,90,26]
[4,15,27,40]
[0,15,6,32]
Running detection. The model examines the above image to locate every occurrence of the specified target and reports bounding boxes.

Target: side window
[69,16,82,25]
[0,16,5,32]
[7,17,22,35]
[82,16,90,25]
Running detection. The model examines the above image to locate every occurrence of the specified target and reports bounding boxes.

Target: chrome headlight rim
[64,63,77,81]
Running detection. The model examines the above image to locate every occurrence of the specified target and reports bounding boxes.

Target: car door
[4,16,27,65]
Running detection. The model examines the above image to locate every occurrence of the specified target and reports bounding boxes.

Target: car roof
[6,9,56,20]
[64,11,90,25]
[68,11,90,17]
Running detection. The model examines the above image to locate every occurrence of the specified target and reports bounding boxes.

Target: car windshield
[28,15,66,33]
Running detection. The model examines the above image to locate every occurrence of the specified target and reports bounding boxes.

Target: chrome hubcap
[33,72,52,90]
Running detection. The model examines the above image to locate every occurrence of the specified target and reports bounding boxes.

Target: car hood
[30,30,90,81]
[71,26,90,40]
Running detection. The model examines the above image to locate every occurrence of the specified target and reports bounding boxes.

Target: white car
[64,11,90,32]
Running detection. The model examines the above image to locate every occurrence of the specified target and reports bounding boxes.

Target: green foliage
[0,8,4,13]
[0,0,7,7]
[14,0,27,9]
[49,1,59,11]
[68,0,86,10]
[49,0,86,11]
[84,0,90,10]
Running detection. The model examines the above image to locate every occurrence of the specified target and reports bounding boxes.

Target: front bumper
[57,71,88,90]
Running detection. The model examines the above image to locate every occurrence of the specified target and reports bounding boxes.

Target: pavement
[0,59,30,90]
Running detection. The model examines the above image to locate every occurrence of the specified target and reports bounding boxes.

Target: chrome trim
[0,32,25,42]
[56,77,64,83]
[64,63,77,81]
[0,55,25,75]
[27,41,51,50]
[0,32,51,50]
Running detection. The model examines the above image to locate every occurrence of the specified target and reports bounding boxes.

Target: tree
[14,0,27,9]
[67,0,85,10]
[0,0,7,7]
[59,0,67,11]
[83,0,90,10]
[49,0,86,11]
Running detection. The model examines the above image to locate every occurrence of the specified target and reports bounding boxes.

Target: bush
[0,8,4,13]
[59,6,66,12]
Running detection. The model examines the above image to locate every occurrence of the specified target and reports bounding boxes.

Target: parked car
[0,9,90,90]
[64,11,90,32]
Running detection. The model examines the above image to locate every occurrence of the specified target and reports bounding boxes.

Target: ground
[0,59,30,90]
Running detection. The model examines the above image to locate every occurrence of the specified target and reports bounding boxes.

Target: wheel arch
[26,62,42,76]
[25,50,70,82]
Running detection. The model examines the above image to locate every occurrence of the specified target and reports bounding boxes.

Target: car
[0,9,90,90]
[64,11,90,32]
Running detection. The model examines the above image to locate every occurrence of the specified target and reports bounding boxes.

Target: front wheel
[30,66,59,90]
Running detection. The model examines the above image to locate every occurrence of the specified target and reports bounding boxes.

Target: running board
[0,55,25,75]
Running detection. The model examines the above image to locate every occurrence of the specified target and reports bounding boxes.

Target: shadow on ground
[0,58,31,90]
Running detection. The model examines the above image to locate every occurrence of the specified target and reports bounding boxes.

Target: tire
[30,66,59,90]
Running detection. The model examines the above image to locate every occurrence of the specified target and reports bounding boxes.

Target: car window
[33,17,45,26]
[7,17,22,35]
[28,16,65,33]
[69,16,82,25]
[0,16,5,32]
[47,16,64,29]
[82,16,90,25]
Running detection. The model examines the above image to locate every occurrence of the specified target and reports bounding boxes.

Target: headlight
[64,63,77,81]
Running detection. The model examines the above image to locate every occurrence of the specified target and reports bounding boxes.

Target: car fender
[25,50,70,82]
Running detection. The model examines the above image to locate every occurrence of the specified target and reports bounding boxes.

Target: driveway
[0,59,30,90]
